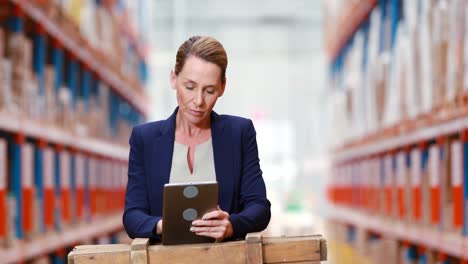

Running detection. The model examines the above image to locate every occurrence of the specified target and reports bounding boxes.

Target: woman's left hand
[190,206,233,242]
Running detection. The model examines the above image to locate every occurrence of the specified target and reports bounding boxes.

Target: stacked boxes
[44,66,56,124]
[327,0,468,148]
[6,33,30,116]
[0,0,149,262]
[446,0,466,103]
[327,1,468,261]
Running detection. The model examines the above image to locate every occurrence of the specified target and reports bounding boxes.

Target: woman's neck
[175,112,211,145]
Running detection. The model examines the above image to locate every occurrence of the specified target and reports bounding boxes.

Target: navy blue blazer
[123,108,271,240]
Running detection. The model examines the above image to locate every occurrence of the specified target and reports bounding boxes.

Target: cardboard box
[44,66,56,124]
[431,2,449,107]
[406,30,421,119]
[74,99,89,136]
[24,76,41,121]
[440,138,453,232]
[56,86,72,131]
[419,4,435,114]
[445,0,466,102]
[7,34,34,117]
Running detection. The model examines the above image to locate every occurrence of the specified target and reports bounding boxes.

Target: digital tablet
[162,181,218,245]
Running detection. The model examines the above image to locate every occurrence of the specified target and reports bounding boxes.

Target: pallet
[68,233,327,264]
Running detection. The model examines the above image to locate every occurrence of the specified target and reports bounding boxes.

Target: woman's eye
[185,86,194,90]
[206,90,215,94]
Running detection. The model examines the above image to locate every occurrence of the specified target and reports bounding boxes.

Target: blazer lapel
[211,111,233,211]
[153,108,177,185]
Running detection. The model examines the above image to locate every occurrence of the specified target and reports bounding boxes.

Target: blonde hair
[175,36,228,82]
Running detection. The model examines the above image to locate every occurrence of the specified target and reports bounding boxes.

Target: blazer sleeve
[229,120,271,238]
[123,126,161,239]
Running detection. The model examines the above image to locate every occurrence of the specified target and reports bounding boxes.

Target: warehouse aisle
[1,0,467,263]
[325,0,468,263]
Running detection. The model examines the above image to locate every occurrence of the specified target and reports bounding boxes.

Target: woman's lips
[190,109,203,116]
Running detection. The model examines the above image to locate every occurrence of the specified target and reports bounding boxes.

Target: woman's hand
[155,220,163,235]
[190,206,233,242]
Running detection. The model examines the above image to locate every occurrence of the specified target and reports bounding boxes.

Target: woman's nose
[193,91,204,106]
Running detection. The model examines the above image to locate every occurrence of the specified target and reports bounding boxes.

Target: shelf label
[429,145,440,187]
[451,140,462,186]
[43,148,54,188]
[75,154,84,188]
[21,144,33,188]
[397,151,406,187]
[0,139,5,190]
[60,151,70,188]
[411,148,421,187]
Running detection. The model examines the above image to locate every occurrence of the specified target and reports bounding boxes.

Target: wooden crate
[68,233,327,264]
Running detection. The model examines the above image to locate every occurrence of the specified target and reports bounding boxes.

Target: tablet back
[162,181,218,245]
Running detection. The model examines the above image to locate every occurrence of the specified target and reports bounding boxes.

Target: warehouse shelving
[0,214,122,264]
[0,0,150,262]
[9,0,150,116]
[0,111,128,160]
[325,0,468,262]
[328,204,468,259]
[118,14,148,62]
[334,111,468,163]
[325,0,377,61]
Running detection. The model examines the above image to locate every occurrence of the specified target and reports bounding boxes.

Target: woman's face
[171,56,225,126]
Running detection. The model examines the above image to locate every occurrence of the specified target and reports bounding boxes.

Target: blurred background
[0,0,467,263]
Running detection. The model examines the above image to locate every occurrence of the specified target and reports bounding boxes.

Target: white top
[169,138,217,183]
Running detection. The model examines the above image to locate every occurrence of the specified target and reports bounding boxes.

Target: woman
[123,36,271,242]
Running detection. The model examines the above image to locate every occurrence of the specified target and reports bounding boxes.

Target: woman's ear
[170,70,177,90]
[219,78,226,97]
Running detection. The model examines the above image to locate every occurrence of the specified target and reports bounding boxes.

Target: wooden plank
[68,244,130,264]
[320,238,327,261]
[131,238,149,251]
[131,238,149,264]
[148,241,246,264]
[262,235,322,263]
[67,234,326,263]
[74,251,130,264]
[246,233,263,264]
[73,244,130,252]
